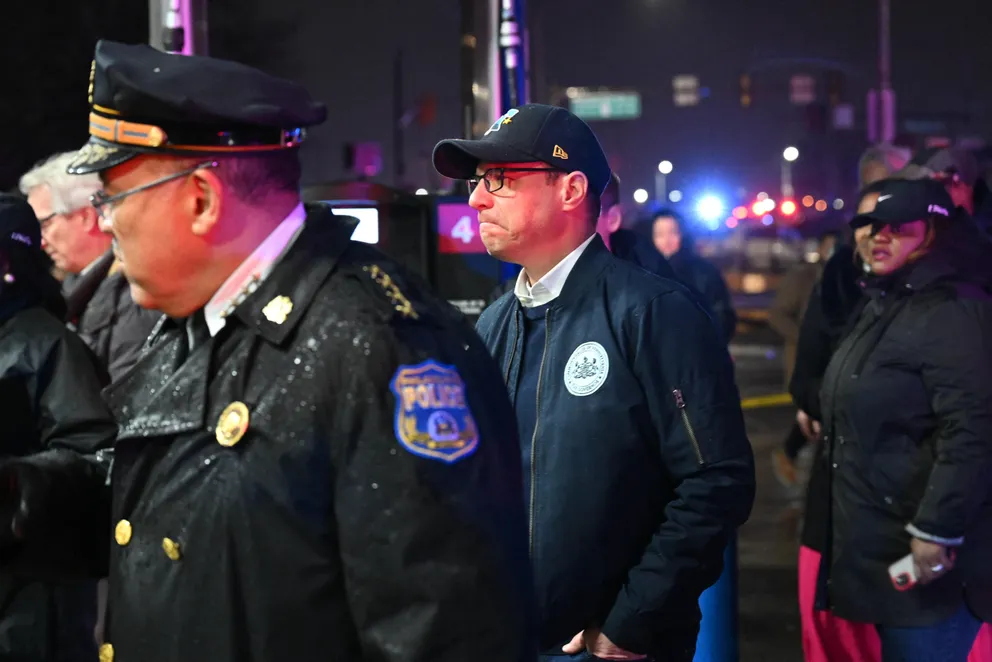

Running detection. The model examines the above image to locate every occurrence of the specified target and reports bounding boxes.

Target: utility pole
[869,0,895,144]
[879,0,896,142]
[460,0,477,140]
[149,0,208,55]
[497,0,528,113]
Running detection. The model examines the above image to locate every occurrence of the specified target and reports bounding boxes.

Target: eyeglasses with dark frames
[90,160,220,222]
[468,167,562,194]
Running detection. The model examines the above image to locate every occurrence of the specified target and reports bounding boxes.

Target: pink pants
[797,545,992,662]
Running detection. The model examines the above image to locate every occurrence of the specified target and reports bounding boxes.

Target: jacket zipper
[673,389,704,465]
[528,310,552,556]
[503,314,519,386]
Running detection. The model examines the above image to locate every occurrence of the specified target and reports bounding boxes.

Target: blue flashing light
[696,195,725,224]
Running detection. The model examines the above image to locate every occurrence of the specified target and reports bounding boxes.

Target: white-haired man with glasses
[20,150,161,382]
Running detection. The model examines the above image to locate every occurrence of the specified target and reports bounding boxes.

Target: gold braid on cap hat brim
[87,112,306,153]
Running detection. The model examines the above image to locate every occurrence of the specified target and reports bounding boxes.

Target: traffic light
[739,73,752,108]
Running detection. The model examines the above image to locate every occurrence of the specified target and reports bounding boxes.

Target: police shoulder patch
[389,359,479,463]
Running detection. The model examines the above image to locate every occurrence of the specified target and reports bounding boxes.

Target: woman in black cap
[0,193,117,662]
[815,178,992,661]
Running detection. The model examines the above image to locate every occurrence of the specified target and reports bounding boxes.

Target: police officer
[0,41,534,662]
[433,104,756,662]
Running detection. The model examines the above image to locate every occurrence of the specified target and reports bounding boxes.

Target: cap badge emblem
[553,145,569,160]
[261,295,293,324]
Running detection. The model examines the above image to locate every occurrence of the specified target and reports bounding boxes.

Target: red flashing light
[750,202,764,216]
[780,200,797,215]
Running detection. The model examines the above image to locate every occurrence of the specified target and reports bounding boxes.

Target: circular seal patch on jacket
[563,341,610,396]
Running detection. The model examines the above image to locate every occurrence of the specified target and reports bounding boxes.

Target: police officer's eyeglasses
[468,167,561,194]
[90,160,220,221]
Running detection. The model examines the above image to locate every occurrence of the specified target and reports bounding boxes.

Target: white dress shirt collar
[513,234,596,308]
[203,202,307,336]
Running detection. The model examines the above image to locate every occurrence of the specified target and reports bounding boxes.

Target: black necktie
[171,310,212,370]
[185,310,211,354]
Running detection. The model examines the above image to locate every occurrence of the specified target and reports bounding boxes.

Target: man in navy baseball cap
[433,103,612,196]
[432,104,612,278]
[434,106,755,662]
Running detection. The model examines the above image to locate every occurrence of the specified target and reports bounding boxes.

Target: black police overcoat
[6,206,535,662]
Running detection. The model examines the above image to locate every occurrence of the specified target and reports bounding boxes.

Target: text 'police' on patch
[389,360,479,463]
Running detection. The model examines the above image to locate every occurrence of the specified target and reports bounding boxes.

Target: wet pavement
[731,333,805,661]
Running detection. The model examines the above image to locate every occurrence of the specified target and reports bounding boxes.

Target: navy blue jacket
[476,236,755,660]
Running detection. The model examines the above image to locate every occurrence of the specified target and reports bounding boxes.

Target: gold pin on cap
[262,295,293,324]
[216,401,250,447]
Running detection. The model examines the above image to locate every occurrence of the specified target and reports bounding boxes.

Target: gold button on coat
[114,520,132,546]
[216,401,250,447]
[162,537,182,561]
[98,642,114,662]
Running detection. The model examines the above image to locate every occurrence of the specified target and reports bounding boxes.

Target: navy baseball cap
[432,104,613,195]
[850,178,955,230]
[67,40,327,175]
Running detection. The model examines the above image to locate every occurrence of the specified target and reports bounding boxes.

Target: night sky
[3,0,989,207]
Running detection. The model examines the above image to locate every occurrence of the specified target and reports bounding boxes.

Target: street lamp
[655,160,673,202]
[633,188,649,204]
[781,147,799,198]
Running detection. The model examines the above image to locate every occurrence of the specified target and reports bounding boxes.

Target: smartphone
[888,553,917,591]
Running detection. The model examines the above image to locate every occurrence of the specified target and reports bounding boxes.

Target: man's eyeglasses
[90,160,219,221]
[468,167,561,194]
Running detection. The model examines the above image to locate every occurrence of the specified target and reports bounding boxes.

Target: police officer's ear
[559,171,590,215]
[187,166,225,237]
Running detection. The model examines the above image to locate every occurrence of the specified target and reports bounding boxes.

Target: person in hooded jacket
[596,174,677,280]
[649,209,737,343]
[790,180,887,662]
[816,178,992,661]
[0,194,118,662]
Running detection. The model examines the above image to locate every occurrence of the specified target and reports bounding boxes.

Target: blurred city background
[3,1,991,658]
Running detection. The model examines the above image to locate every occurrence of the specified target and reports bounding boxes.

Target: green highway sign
[568,91,641,121]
